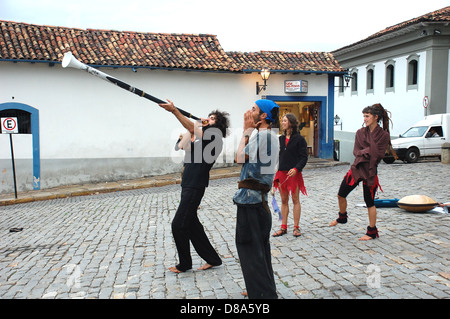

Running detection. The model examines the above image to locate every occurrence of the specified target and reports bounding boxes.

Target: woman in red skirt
[272,113,308,237]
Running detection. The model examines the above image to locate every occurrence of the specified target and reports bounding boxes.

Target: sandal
[293,226,302,237]
[272,228,287,237]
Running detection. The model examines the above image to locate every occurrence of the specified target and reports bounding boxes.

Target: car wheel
[383,157,395,164]
[405,148,419,163]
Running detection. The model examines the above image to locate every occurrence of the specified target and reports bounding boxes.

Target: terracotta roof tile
[0,21,237,71]
[228,51,344,73]
[0,20,344,73]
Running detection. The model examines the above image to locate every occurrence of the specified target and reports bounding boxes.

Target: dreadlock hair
[362,103,398,159]
[282,113,299,136]
[207,110,230,137]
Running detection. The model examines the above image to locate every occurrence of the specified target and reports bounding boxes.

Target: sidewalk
[0,158,346,206]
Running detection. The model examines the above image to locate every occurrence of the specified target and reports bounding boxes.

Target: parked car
[383,113,449,163]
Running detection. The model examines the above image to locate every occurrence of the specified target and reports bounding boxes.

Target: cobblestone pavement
[0,161,449,299]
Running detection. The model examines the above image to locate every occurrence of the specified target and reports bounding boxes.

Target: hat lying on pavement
[397,195,438,212]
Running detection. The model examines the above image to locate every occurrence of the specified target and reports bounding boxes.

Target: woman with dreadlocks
[329,103,396,240]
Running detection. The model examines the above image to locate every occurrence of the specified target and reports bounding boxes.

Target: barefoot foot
[358,234,374,241]
[197,263,215,270]
[168,266,183,273]
[329,220,338,227]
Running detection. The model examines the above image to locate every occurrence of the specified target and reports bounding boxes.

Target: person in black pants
[159,99,230,273]
[234,99,279,299]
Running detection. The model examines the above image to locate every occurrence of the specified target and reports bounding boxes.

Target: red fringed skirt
[347,169,383,197]
[273,170,307,196]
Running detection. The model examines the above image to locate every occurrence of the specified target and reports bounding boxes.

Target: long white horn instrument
[62,52,200,120]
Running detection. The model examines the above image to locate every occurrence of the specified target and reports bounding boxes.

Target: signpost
[1,117,18,198]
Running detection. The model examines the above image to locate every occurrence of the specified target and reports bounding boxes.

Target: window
[401,126,428,137]
[338,75,345,94]
[350,69,358,94]
[426,126,443,138]
[385,60,395,92]
[366,64,374,93]
[407,54,419,89]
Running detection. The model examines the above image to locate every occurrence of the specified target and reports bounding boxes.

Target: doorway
[0,102,40,190]
[277,101,320,157]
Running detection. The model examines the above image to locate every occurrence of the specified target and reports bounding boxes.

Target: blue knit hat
[255,99,279,122]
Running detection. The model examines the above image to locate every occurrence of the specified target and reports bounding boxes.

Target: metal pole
[9,134,17,199]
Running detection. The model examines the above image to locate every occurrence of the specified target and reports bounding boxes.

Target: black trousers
[172,187,222,271]
[338,171,378,208]
[235,203,278,299]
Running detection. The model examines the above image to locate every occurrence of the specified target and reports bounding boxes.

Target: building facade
[332,6,450,162]
[0,21,344,193]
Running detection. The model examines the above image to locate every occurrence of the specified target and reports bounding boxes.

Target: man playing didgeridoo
[330,103,396,240]
[233,99,279,299]
[159,100,230,273]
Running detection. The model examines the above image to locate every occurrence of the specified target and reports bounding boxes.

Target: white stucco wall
[334,51,427,136]
[0,61,333,192]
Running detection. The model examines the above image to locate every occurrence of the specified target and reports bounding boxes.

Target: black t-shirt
[181,127,223,189]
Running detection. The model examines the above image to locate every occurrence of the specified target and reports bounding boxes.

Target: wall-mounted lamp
[256,68,271,95]
[334,114,342,130]
[335,73,352,89]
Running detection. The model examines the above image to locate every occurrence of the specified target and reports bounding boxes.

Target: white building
[332,6,450,161]
[0,20,344,193]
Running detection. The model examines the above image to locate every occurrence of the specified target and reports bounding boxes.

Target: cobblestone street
[1,161,449,299]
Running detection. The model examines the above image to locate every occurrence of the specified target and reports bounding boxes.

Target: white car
[384,113,449,163]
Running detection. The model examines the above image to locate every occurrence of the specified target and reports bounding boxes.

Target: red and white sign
[285,80,308,93]
[1,117,18,134]
[423,96,429,108]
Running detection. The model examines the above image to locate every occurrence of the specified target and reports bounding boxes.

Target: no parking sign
[1,117,19,198]
[1,117,18,134]
[423,96,429,109]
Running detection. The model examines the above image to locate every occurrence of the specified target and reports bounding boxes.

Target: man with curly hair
[159,99,230,273]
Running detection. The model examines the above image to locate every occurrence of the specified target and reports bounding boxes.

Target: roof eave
[243,68,346,75]
[0,59,242,73]
[333,20,449,56]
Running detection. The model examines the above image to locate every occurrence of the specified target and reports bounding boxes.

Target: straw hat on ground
[397,195,438,212]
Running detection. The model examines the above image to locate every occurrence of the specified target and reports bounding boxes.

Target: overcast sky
[1,0,448,52]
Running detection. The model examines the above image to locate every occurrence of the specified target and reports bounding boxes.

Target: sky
[0,0,448,52]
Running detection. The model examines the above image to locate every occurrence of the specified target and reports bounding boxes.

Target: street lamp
[335,73,352,89]
[256,68,271,95]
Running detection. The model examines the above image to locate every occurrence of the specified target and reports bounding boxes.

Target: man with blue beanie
[234,99,279,299]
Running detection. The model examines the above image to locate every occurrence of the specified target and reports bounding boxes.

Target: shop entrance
[277,101,320,157]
